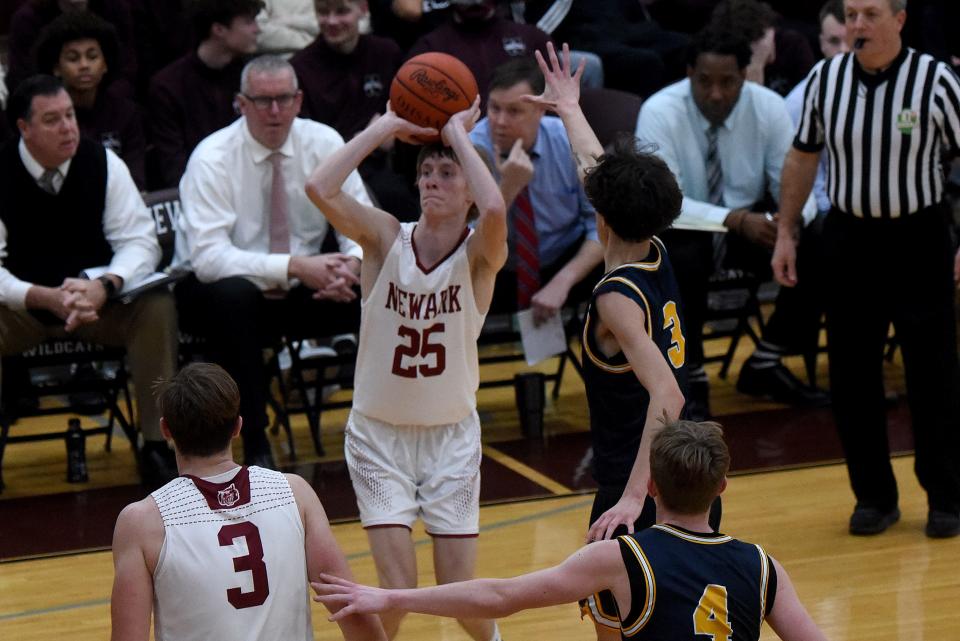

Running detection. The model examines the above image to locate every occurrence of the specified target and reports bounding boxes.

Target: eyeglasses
[241,92,300,110]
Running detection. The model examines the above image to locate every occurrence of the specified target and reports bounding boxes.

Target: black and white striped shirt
[794,47,960,218]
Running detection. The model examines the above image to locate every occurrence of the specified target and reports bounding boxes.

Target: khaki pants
[0,291,178,441]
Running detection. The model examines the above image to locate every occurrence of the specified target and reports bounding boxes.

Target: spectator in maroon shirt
[35,11,147,188]
[367,0,453,55]
[130,0,193,99]
[146,0,264,189]
[7,0,138,98]
[406,0,551,109]
[291,0,418,219]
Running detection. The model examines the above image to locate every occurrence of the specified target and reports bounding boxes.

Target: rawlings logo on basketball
[408,69,460,103]
[217,483,240,507]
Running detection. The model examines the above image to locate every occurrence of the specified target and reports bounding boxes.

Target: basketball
[390,52,479,143]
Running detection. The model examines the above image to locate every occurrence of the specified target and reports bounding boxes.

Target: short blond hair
[650,420,730,514]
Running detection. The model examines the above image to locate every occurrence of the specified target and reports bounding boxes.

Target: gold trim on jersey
[652,524,733,545]
[618,535,656,637]
[756,544,770,624]
[582,275,652,373]
[605,236,664,273]
[583,592,621,629]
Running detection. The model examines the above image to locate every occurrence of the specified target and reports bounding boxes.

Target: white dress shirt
[175,117,368,290]
[635,78,816,231]
[0,139,160,308]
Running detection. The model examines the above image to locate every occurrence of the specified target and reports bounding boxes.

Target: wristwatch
[97,275,118,298]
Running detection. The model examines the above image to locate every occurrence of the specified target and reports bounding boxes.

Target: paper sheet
[517,309,567,366]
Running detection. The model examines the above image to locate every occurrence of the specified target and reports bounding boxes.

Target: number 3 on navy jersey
[662,301,685,368]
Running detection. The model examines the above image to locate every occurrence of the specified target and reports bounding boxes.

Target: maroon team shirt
[406,17,552,105]
[147,52,245,188]
[291,34,402,141]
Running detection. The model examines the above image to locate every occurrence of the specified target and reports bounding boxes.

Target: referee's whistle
[854,38,866,50]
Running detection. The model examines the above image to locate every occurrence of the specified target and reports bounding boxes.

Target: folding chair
[0,341,136,492]
[702,269,764,379]
[143,187,300,460]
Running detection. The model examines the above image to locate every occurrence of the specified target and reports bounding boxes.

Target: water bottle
[65,418,89,483]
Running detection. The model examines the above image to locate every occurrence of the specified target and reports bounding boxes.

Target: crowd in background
[0,0,957,190]
[0,0,958,511]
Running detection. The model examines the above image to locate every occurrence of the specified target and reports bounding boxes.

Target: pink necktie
[514,187,540,309]
[269,152,290,253]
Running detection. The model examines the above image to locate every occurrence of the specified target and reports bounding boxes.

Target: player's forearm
[622,387,685,500]
[554,104,603,182]
[388,578,521,620]
[778,148,820,239]
[307,119,393,203]
[447,124,505,221]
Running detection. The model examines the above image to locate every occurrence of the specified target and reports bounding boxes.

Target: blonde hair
[650,419,730,514]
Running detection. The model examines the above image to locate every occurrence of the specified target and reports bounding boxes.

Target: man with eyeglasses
[174,55,371,469]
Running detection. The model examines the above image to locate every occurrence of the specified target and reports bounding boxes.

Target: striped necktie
[514,187,540,310]
[705,125,723,205]
[38,169,60,195]
[268,152,290,253]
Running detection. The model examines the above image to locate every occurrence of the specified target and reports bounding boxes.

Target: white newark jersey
[353,222,485,426]
[151,466,312,641]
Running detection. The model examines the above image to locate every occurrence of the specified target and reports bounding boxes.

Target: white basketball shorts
[344,409,482,536]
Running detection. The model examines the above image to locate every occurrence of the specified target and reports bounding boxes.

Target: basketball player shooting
[305,93,508,641]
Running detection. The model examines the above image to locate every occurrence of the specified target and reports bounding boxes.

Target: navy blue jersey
[581,237,688,487]
[616,525,777,640]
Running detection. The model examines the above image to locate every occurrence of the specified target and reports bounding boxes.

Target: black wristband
[97,275,117,298]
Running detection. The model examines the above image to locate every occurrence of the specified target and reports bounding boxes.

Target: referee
[773,0,960,538]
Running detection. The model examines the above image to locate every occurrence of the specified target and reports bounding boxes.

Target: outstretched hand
[586,494,646,543]
[523,42,585,114]
[311,573,393,622]
[441,95,481,146]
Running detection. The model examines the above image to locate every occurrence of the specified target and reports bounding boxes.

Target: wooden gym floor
[3,331,956,640]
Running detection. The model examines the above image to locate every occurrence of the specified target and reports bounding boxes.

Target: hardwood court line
[0,497,593,623]
[0,597,110,622]
[345,495,593,561]
[481,444,574,495]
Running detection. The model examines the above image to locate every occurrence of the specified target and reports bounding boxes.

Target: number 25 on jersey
[392,323,446,378]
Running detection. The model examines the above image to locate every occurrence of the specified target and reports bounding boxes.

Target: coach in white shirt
[175,55,370,468]
[635,26,823,421]
[0,75,177,487]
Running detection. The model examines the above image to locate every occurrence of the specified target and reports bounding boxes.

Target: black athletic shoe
[849,505,900,535]
[925,510,960,538]
[736,360,829,407]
